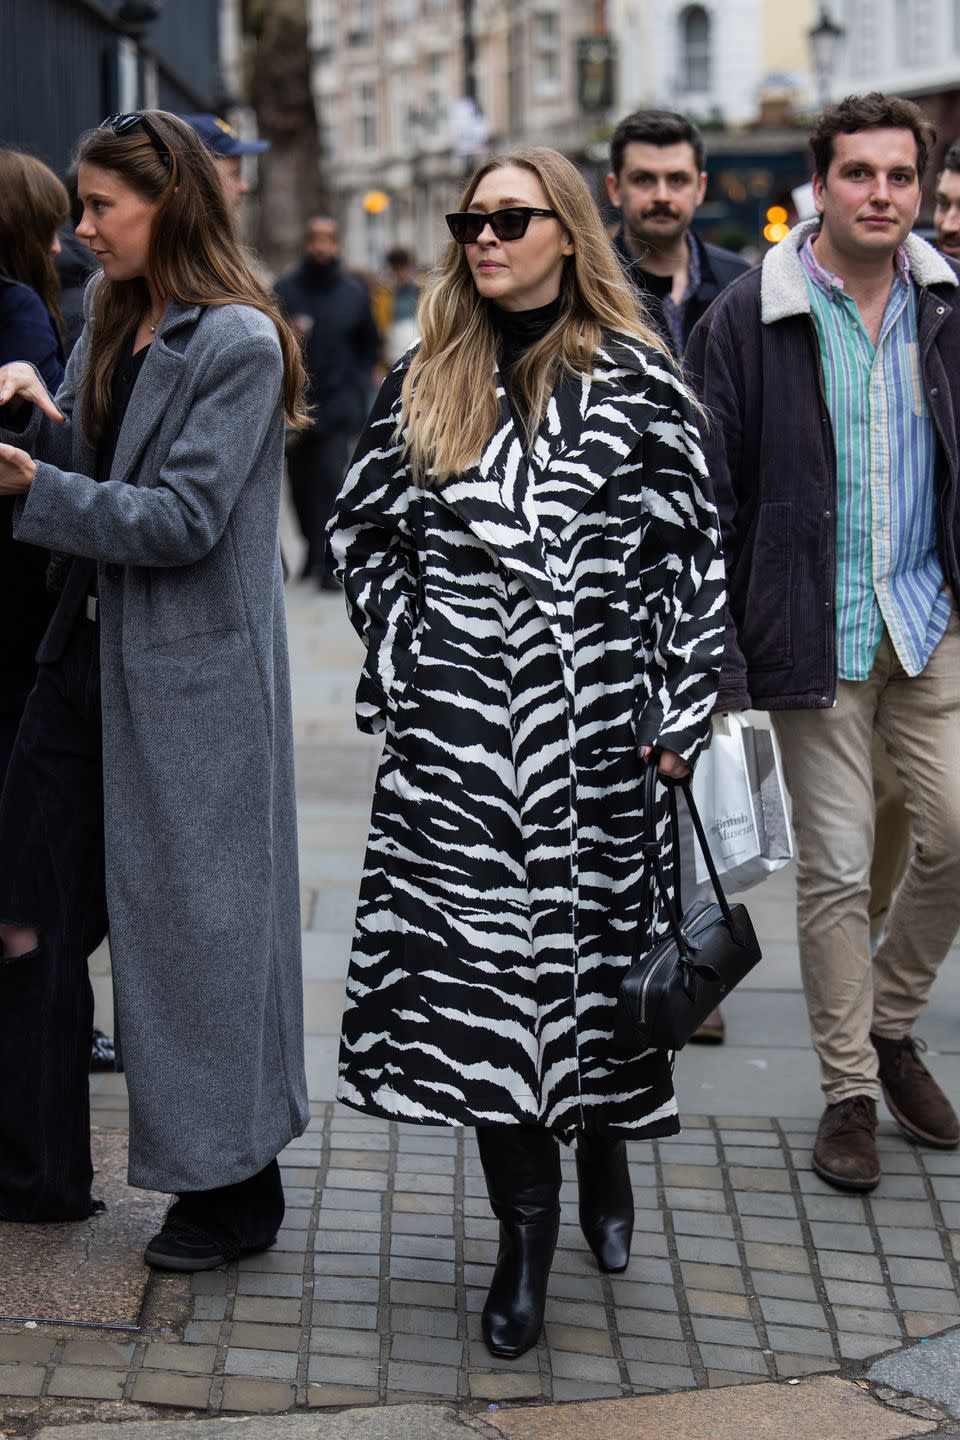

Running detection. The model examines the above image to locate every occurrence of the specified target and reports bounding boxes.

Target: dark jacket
[615,228,750,357]
[274,259,380,434]
[685,218,960,712]
[0,277,64,730]
[54,232,99,356]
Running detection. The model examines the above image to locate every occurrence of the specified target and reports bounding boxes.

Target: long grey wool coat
[6,291,309,1191]
[327,334,725,1140]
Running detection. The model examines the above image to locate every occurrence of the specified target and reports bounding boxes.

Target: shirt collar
[800,232,912,297]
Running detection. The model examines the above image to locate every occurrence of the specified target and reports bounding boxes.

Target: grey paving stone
[233,1297,302,1324]
[394,1153,455,1175]
[46,1366,127,1400]
[314,1252,381,1278]
[831,1305,903,1337]
[549,1349,621,1383]
[870,1199,938,1227]
[838,1330,899,1360]
[664,1185,728,1213]
[822,1278,893,1309]
[735,1192,798,1219]
[130,1372,211,1409]
[310,1301,379,1329]
[613,1310,683,1341]
[549,1272,606,1302]
[868,1173,927,1199]
[729,1167,791,1193]
[389,1280,456,1308]
[612,1258,673,1288]
[542,1298,609,1329]
[553,1378,623,1401]
[764,1323,836,1357]
[675,1234,741,1266]
[387,1360,459,1397]
[808,1221,876,1253]
[739,1215,804,1245]
[224,1347,299,1380]
[679,1261,746,1294]
[877,1226,948,1259]
[743,1241,810,1274]
[750,1270,819,1302]
[695,1342,769,1376]
[221,1375,297,1411]
[322,1187,381,1212]
[618,1334,690,1367]
[672,1210,735,1239]
[689,1315,760,1347]
[184,1322,222,1345]
[684,1289,753,1319]
[315,1229,381,1254]
[391,1212,454,1237]
[229,1323,303,1353]
[893,1286,960,1315]
[391,1234,456,1262]
[468,1370,544,1400]
[391,1334,463,1367]
[325,1168,389,1193]
[191,1271,228,1295]
[387,1306,457,1339]
[313,1276,380,1302]
[190,1296,228,1321]
[0,1365,45,1398]
[723,1147,785,1168]
[815,1250,884,1283]
[328,1148,390,1171]
[61,1339,136,1367]
[802,1195,867,1223]
[241,1248,306,1275]
[773,1354,840,1379]
[309,1327,380,1358]
[307,1354,381,1387]
[389,1257,455,1284]
[236,1272,303,1298]
[626,1359,695,1389]
[545,1324,614,1357]
[719,1129,780,1147]
[758,1296,828,1328]
[869,1326,960,1419]
[886,1255,955,1288]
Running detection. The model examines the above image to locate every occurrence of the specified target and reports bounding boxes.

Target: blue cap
[182,114,270,157]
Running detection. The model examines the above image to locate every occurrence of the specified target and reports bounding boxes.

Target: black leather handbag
[615,755,763,1053]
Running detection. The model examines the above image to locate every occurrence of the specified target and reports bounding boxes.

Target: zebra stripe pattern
[327,334,725,1139]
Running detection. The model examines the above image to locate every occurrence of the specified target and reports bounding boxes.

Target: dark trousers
[0,614,106,1221]
[287,428,351,580]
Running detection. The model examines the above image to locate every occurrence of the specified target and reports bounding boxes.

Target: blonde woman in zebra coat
[327,148,725,1358]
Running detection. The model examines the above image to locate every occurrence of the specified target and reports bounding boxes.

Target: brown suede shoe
[872,1033,960,1149]
[689,1006,725,1044]
[812,1096,880,1192]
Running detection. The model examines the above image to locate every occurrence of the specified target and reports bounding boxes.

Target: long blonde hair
[73,112,310,441]
[401,147,667,484]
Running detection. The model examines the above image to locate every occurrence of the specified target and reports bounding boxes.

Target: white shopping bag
[689,714,794,892]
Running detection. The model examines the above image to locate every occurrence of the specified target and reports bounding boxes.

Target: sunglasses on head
[100,112,172,169]
[445,206,557,245]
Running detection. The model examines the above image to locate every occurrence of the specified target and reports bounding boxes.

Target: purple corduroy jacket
[686,218,960,712]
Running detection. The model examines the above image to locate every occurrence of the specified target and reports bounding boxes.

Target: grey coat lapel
[109,303,202,487]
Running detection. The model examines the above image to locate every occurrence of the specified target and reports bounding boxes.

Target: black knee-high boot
[576,1131,634,1273]
[476,1123,561,1358]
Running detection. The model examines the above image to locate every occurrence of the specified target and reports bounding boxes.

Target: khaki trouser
[772,613,960,1104]
[869,734,911,931]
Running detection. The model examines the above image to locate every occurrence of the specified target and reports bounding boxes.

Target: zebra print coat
[327,334,725,1140]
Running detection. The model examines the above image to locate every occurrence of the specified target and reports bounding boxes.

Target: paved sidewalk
[1,577,959,1437]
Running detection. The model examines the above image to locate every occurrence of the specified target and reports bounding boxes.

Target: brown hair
[401,147,670,484]
[810,93,936,183]
[73,111,310,440]
[0,149,69,345]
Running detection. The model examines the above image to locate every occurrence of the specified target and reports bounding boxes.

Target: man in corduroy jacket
[687,93,960,1193]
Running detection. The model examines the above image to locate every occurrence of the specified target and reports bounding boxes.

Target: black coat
[685,219,960,712]
[615,229,750,357]
[0,277,64,733]
[274,260,380,434]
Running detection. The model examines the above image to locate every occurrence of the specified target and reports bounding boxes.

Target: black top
[97,331,150,482]
[490,296,563,430]
[613,228,751,358]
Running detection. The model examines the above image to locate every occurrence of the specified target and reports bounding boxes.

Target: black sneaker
[143,1219,277,1272]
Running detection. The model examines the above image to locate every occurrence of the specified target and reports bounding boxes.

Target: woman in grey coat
[0,112,310,1269]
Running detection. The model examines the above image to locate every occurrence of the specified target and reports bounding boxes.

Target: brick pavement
[2,575,959,1430]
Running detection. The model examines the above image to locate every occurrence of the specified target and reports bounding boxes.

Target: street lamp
[808,5,845,110]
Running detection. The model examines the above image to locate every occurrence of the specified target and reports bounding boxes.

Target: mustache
[642,205,681,219]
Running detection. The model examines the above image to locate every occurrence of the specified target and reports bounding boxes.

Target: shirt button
[930,386,940,397]
[824,510,832,518]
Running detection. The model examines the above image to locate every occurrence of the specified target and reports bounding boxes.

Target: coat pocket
[737,501,793,671]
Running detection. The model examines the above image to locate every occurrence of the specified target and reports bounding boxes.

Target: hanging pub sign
[576,34,615,111]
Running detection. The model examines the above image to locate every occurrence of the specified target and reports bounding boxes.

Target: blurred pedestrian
[0,149,67,780]
[934,140,960,262]
[328,147,724,1357]
[381,246,421,366]
[688,94,960,1193]
[607,107,749,1045]
[606,109,749,361]
[275,217,379,588]
[0,111,310,1265]
[180,114,269,210]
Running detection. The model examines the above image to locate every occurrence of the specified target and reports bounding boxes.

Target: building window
[347,0,374,46]
[955,0,960,50]
[357,83,377,151]
[849,0,878,77]
[895,0,935,64]
[426,54,447,136]
[678,5,711,94]
[532,10,562,98]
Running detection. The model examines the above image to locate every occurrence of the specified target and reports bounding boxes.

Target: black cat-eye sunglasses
[445,207,558,245]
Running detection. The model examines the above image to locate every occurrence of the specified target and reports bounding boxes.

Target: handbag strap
[640,752,738,956]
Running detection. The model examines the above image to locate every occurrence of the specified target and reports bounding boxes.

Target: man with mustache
[606,109,749,363]
[607,108,749,1046]
[934,140,960,262]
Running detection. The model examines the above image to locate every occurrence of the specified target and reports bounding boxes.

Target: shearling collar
[760,216,958,325]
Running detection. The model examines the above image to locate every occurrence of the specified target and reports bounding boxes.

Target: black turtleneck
[489,295,562,430]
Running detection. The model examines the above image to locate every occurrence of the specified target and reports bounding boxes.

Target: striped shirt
[801,235,950,680]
